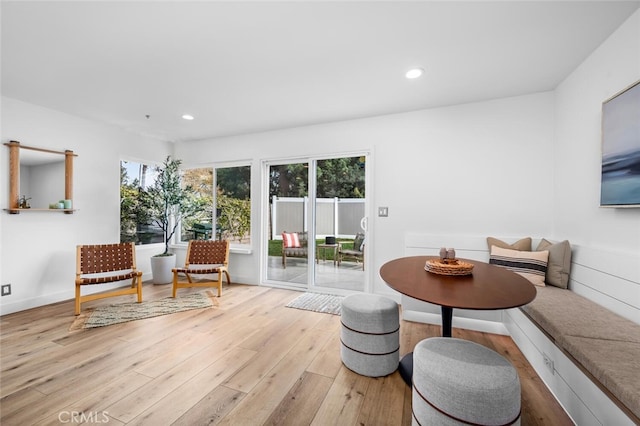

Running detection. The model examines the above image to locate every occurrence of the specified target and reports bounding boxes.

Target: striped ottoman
[412,338,521,426]
[340,294,400,377]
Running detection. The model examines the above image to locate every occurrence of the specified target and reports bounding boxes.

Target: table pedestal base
[442,306,452,338]
[399,306,453,386]
[399,352,413,385]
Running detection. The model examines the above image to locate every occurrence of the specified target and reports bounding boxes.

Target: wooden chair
[338,232,365,270]
[75,242,143,315]
[172,240,231,298]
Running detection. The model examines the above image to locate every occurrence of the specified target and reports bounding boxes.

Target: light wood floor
[0,283,574,425]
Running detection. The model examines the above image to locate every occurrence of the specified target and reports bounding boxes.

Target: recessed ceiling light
[406,68,424,79]
[182,114,195,120]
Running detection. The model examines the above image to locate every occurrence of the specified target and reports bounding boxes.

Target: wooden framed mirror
[4,140,76,214]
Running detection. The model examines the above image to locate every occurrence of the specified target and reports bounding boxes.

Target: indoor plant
[141,156,202,284]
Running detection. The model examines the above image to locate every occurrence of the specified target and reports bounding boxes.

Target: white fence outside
[271,196,365,239]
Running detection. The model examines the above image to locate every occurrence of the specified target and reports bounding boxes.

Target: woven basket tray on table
[424,258,474,276]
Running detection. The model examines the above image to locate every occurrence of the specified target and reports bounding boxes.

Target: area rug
[70,291,216,330]
[285,292,344,315]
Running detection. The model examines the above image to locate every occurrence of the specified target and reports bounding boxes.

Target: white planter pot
[150,253,176,284]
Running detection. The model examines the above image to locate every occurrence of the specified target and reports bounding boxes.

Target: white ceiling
[2,1,639,143]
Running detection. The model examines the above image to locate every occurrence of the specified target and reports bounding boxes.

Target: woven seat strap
[79,271,139,285]
[175,267,222,274]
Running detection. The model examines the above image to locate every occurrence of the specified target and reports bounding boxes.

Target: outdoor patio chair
[338,232,365,270]
[172,240,231,297]
[282,231,308,268]
[75,242,143,315]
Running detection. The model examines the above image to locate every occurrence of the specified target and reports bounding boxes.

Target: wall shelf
[4,140,77,214]
[4,208,76,214]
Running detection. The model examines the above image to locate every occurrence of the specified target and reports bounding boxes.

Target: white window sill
[230,246,253,255]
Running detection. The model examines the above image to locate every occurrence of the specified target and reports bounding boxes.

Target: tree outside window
[120,160,163,245]
[181,165,251,244]
[121,161,251,245]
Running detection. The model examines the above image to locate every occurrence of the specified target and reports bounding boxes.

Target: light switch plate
[378,207,389,217]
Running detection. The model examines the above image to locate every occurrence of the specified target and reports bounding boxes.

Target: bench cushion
[521,286,640,419]
[563,336,640,420]
[522,286,640,345]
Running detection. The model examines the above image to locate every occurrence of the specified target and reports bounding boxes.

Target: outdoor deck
[266,256,365,292]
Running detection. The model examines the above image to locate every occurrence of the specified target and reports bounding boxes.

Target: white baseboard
[402,309,509,335]
[0,290,72,315]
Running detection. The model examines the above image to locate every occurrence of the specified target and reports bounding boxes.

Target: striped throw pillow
[282,232,301,248]
[489,246,549,287]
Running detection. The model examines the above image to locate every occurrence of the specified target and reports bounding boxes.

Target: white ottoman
[412,338,521,426]
[340,294,400,377]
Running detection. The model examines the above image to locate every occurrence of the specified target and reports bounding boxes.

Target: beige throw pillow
[487,237,532,251]
[490,246,549,287]
[536,239,572,289]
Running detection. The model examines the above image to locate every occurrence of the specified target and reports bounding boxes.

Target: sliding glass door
[312,156,366,292]
[264,154,367,293]
[265,161,309,289]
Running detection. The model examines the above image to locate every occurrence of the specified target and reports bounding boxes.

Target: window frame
[119,157,164,248]
[178,160,252,252]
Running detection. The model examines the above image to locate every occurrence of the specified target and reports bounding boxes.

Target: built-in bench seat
[400,234,640,425]
[521,285,640,424]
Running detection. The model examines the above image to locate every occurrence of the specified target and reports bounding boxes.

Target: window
[180,167,214,242]
[120,160,161,245]
[181,164,251,245]
[121,160,251,247]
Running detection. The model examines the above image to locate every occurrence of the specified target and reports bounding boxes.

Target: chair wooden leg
[135,276,143,303]
[223,270,231,286]
[75,285,81,315]
[217,273,222,297]
[172,272,178,298]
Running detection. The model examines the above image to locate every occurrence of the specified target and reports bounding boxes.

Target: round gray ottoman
[412,338,521,426]
[340,294,400,377]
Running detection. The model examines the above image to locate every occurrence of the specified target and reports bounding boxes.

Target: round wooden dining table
[380,255,536,384]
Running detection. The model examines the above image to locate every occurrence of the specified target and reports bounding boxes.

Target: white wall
[553,9,640,254]
[175,92,555,295]
[0,97,172,314]
[172,10,640,299]
[3,9,637,315]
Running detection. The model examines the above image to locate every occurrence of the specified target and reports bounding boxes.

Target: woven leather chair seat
[80,271,141,285]
[75,242,143,315]
[172,240,231,298]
